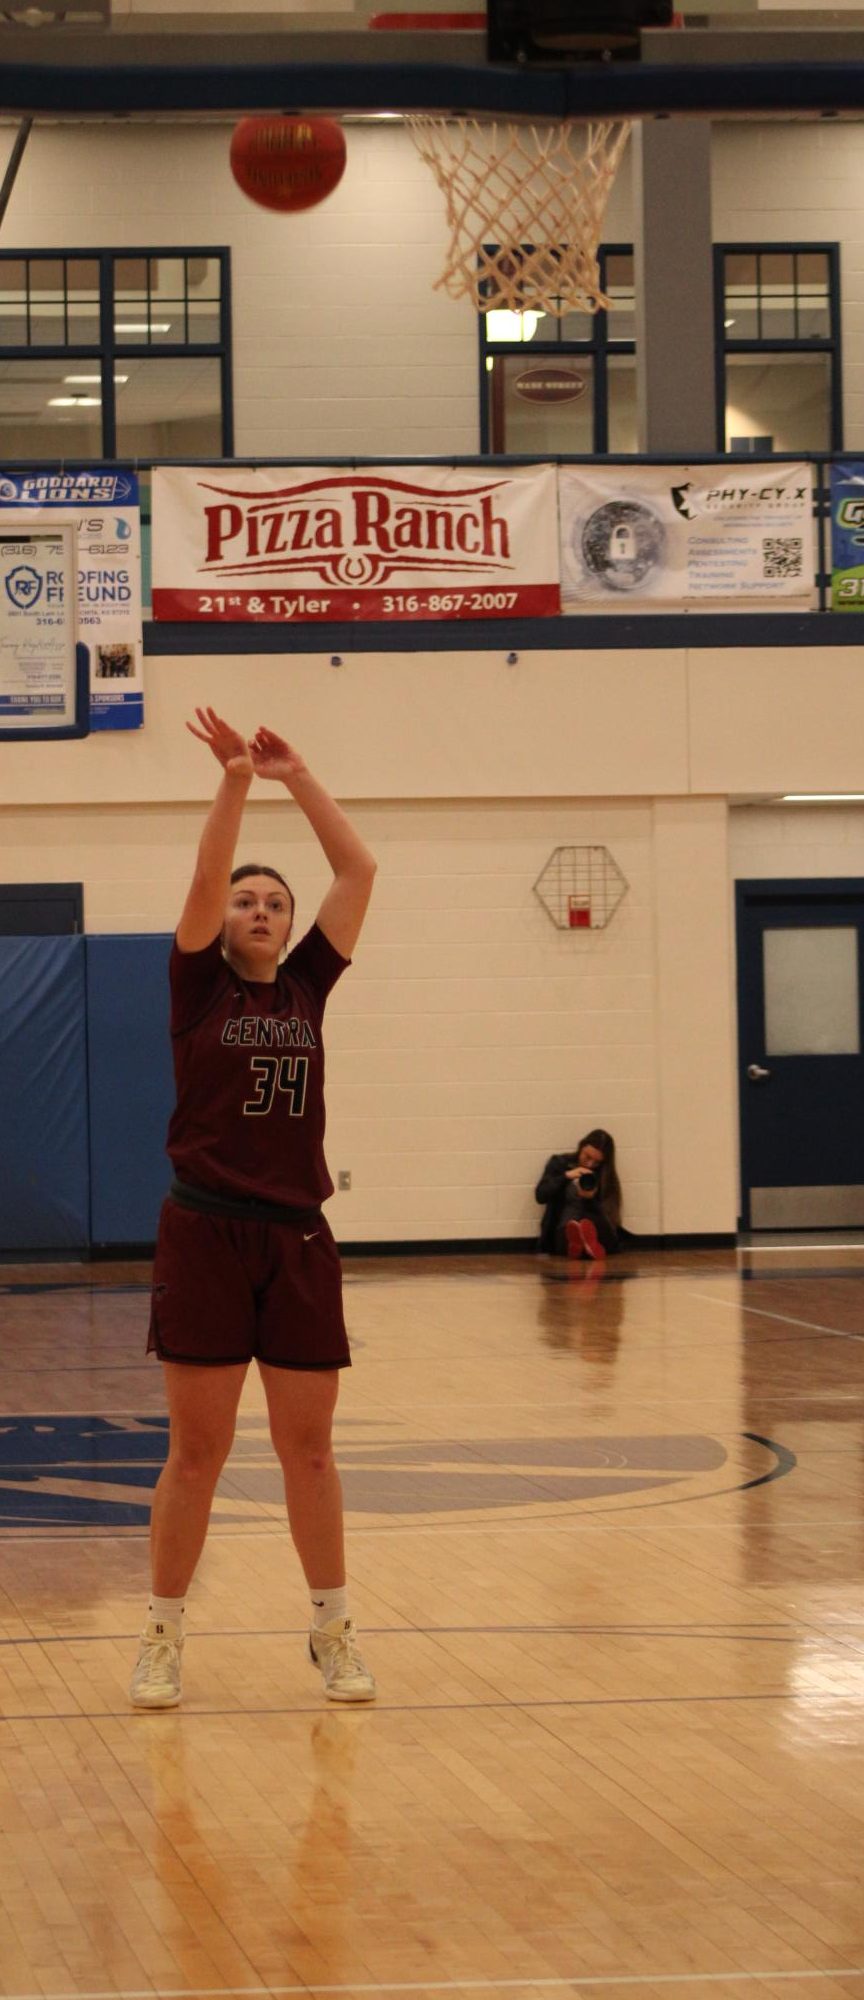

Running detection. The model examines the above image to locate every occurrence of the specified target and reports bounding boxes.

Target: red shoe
[565,1219,585,1259]
[577,1218,607,1261]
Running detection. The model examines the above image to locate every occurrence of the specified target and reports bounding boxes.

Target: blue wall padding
[86,935,174,1246]
[0,937,90,1251]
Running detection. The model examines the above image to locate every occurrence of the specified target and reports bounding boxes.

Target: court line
[690,1291,864,1342]
[0,1621,798,1649]
[2,1969,864,1997]
[0,1507,805,1544]
[738,1271,864,1284]
[739,1241,864,1252]
[7,1512,862,1545]
[0,1689,857,1721]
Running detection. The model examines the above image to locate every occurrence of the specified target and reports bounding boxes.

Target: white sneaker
[130,1616,183,1708]
[309,1616,377,1702]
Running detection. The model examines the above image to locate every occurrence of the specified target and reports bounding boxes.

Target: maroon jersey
[166,923,349,1207]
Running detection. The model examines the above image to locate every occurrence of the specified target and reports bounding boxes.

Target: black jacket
[534,1151,585,1253]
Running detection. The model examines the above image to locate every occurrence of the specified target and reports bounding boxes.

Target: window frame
[0,245,233,460]
[714,241,842,454]
[477,242,635,455]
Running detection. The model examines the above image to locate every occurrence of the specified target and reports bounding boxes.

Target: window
[481,241,842,458]
[0,249,232,460]
[716,245,841,454]
[479,247,635,454]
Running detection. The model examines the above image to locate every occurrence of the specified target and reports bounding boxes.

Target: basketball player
[131,707,377,1708]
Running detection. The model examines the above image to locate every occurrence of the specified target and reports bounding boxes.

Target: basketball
[229,116,347,213]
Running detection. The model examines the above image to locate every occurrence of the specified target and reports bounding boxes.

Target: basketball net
[408,116,632,316]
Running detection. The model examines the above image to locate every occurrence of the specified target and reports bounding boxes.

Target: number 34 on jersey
[243,1054,309,1119]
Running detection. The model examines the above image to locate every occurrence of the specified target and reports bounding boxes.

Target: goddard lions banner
[560,464,816,612]
[151,465,559,622]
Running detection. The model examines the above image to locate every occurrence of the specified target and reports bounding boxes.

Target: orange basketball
[229,116,347,214]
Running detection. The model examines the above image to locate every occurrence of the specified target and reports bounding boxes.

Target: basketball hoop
[408,116,631,316]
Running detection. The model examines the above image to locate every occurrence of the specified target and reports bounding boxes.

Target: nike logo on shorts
[303,1231,319,1241]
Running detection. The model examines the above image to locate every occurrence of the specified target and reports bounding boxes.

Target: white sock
[148,1593,186,1630]
[310,1585,349,1629]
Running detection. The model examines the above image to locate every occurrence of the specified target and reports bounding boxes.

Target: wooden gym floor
[1,1240,864,2000]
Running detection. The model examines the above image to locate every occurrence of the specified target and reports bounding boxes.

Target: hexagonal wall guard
[533,845,629,931]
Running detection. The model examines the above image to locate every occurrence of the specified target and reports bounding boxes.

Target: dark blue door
[736,879,864,1229]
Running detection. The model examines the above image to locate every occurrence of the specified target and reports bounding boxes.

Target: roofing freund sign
[0,467,143,730]
[151,464,560,622]
[0,528,78,732]
[559,463,816,612]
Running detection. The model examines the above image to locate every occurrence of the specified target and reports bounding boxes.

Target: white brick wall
[730,802,864,884]
[0,118,633,461]
[2,117,860,448]
[0,123,482,457]
[0,795,663,1241]
[712,122,864,445]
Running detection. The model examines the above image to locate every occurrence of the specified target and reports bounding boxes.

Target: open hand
[249,726,308,786]
[186,706,253,779]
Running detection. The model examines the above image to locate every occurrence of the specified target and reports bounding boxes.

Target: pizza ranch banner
[151,464,560,622]
[559,463,816,612]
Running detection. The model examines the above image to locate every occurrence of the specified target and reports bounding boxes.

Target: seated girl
[535,1127,622,1260]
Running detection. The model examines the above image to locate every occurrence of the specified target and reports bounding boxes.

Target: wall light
[781,793,864,802]
[485,309,545,342]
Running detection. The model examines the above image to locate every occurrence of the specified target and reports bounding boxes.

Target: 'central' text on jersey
[222,1016,318,1049]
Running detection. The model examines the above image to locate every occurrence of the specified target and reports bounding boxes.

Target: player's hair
[576,1127,622,1231]
[230,863,295,923]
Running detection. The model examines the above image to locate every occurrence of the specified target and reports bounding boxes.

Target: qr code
[762,536,803,579]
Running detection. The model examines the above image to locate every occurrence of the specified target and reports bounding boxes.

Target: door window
[763,925,860,1055]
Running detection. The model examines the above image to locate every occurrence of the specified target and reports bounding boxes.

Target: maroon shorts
[148,1195,350,1370]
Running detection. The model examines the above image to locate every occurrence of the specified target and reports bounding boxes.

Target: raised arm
[176,707,253,952]
[250,727,376,959]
